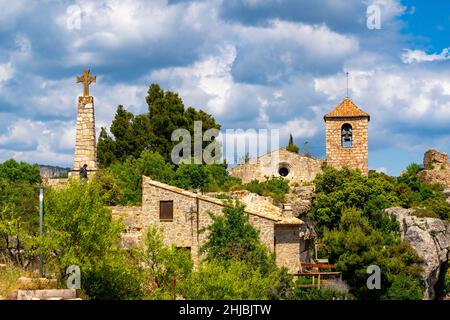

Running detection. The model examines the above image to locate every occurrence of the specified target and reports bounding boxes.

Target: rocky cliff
[385,207,450,300]
[39,165,70,179]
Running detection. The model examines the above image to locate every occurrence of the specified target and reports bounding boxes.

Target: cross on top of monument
[76,69,96,97]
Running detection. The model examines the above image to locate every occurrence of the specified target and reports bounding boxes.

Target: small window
[341,123,353,148]
[160,201,173,221]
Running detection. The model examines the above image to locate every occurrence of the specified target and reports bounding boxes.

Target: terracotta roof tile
[324,98,370,121]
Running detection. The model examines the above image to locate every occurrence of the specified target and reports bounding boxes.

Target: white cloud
[0,63,14,84]
[401,47,450,64]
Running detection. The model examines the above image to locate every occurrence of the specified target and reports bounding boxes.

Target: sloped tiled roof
[143,177,303,225]
[324,98,370,121]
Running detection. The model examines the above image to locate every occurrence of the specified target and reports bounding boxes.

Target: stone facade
[229,148,324,184]
[324,98,370,175]
[72,96,97,177]
[136,176,307,273]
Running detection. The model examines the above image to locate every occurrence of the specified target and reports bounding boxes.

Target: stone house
[113,176,311,274]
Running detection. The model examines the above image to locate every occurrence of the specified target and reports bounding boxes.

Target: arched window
[341,123,352,147]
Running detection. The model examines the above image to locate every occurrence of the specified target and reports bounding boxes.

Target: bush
[141,226,193,299]
[244,177,289,204]
[181,260,292,300]
[382,273,423,300]
[83,251,144,300]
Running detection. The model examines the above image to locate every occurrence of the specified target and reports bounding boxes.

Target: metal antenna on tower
[346,72,349,98]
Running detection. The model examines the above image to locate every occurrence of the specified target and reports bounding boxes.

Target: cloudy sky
[0,0,449,175]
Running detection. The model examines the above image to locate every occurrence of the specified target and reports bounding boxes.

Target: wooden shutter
[160,201,173,221]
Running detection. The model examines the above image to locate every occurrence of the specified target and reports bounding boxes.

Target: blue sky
[0,0,449,176]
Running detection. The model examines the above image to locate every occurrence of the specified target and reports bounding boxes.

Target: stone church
[230,97,370,183]
[68,70,370,273]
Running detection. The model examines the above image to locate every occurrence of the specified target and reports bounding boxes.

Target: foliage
[108,151,175,205]
[244,177,289,204]
[93,169,124,206]
[181,259,292,300]
[172,162,241,192]
[141,226,193,299]
[0,160,41,268]
[197,203,293,299]
[40,180,123,282]
[286,134,299,154]
[381,273,423,300]
[82,250,144,300]
[200,203,277,275]
[321,207,423,299]
[0,159,41,184]
[0,264,23,298]
[293,286,351,300]
[97,84,221,167]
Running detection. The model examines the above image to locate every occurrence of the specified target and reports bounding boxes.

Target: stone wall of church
[325,117,368,175]
[229,148,324,184]
[72,96,97,177]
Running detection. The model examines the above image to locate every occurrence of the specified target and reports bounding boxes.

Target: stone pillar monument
[72,69,97,178]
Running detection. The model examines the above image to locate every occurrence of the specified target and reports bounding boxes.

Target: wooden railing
[294,262,342,289]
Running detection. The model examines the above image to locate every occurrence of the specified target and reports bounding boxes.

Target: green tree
[40,180,123,281]
[321,208,423,299]
[200,203,277,275]
[109,151,176,205]
[97,84,221,167]
[0,160,41,267]
[0,159,41,184]
[286,134,299,154]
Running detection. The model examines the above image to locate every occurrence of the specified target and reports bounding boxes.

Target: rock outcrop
[288,185,315,217]
[385,207,450,300]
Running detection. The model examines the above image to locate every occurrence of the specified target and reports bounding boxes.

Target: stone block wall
[229,148,324,184]
[423,149,448,170]
[72,96,97,177]
[110,206,143,248]
[274,225,302,273]
[325,117,368,175]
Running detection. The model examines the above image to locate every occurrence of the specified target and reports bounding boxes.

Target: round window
[278,167,289,177]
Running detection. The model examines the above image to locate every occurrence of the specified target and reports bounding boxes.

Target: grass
[0,264,22,299]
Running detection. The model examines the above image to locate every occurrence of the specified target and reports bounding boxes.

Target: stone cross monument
[72,69,97,178]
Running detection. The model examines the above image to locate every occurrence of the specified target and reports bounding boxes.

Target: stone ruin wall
[418,149,450,188]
